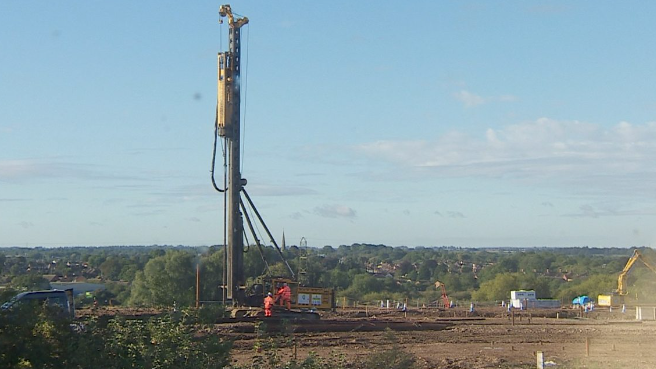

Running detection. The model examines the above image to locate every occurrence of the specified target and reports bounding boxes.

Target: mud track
[221,307,656,369]
[78,306,656,368]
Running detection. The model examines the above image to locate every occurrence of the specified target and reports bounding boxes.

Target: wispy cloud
[279,20,295,28]
[562,204,640,218]
[526,4,572,14]
[454,90,485,107]
[18,221,34,229]
[247,184,318,197]
[435,210,466,218]
[0,198,30,202]
[313,204,357,218]
[354,119,656,197]
[453,90,517,107]
[0,159,141,183]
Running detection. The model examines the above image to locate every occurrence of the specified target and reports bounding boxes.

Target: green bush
[196,303,229,324]
[0,304,233,369]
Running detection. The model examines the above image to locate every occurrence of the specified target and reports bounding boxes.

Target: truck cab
[1,289,75,319]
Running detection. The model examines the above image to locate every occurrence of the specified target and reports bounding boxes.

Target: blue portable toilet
[572,295,590,306]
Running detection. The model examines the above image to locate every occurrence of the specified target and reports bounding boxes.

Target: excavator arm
[617,250,656,295]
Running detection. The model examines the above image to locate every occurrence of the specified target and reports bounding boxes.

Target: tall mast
[217,4,248,304]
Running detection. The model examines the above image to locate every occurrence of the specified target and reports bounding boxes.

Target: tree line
[2,244,656,307]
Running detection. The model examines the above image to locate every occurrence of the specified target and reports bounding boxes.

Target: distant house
[42,274,61,282]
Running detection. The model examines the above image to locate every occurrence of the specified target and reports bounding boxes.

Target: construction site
[212,305,656,369]
[5,4,656,369]
[208,5,656,368]
[71,303,656,369]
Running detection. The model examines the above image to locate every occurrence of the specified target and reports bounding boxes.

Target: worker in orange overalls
[282,283,292,310]
[264,292,274,317]
[276,283,292,310]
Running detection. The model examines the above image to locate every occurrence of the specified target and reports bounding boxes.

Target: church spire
[281,230,286,251]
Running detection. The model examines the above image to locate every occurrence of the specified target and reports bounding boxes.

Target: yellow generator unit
[269,277,335,310]
[597,294,621,307]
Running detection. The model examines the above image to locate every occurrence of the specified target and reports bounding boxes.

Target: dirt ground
[222,306,656,369]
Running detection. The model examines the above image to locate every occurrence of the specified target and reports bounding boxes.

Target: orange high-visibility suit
[264,294,274,317]
[279,284,291,310]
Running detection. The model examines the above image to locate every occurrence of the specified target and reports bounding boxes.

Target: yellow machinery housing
[597,294,621,307]
[268,277,335,310]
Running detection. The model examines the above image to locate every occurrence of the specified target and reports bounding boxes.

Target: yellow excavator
[598,250,656,307]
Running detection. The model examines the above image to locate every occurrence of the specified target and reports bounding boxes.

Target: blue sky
[2,1,656,248]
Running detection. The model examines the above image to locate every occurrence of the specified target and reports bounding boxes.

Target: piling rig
[211,5,334,313]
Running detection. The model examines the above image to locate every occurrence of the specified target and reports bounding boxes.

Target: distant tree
[150,249,166,258]
[128,250,195,307]
[417,260,437,281]
[118,264,139,282]
[11,274,50,290]
[520,274,559,298]
[52,261,70,276]
[102,282,131,306]
[395,260,413,277]
[631,267,656,303]
[243,246,268,278]
[321,245,335,255]
[389,247,408,262]
[431,263,449,281]
[328,269,351,290]
[342,273,383,300]
[99,256,123,280]
[9,264,24,276]
[199,250,224,302]
[522,252,555,273]
[498,256,520,273]
[472,273,520,302]
[336,256,362,271]
[438,272,462,293]
[304,257,327,286]
[477,263,506,283]
[266,262,294,278]
[86,254,106,269]
[458,270,478,291]
[556,274,615,302]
